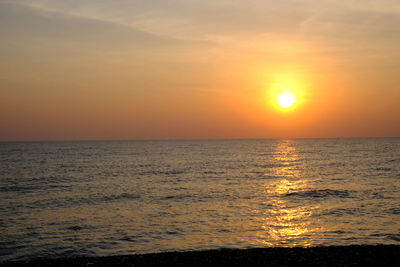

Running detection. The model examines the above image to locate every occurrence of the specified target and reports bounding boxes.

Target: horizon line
[1,136,399,142]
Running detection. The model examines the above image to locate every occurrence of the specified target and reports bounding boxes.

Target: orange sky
[1,1,399,140]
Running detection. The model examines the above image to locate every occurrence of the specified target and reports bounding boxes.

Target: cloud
[0,2,185,48]
[0,2,215,88]
[9,0,399,64]
[4,0,314,39]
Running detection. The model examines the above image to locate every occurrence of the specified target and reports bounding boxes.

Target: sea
[1,138,399,261]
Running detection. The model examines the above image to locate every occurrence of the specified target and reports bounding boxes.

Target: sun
[277,92,295,108]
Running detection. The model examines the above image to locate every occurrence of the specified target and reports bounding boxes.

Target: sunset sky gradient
[1,0,399,140]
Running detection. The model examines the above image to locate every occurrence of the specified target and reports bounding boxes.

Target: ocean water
[1,138,399,261]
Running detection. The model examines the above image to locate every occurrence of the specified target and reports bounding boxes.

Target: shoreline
[2,245,400,266]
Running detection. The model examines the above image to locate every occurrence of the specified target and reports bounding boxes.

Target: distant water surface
[1,139,400,261]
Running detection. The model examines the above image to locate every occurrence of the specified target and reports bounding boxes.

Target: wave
[284,189,351,199]
[375,167,392,171]
[18,192,141,210]
[136,169,185,176]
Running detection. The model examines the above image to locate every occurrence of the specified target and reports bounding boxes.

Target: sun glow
[261,71,307,113]
[278,92,295,108]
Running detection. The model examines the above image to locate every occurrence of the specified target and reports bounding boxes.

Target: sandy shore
[2,245,399,266]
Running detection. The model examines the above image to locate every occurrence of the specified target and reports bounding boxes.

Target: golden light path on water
[259,141,322,246]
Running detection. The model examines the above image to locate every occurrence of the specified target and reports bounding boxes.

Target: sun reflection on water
[261,140,319,246]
